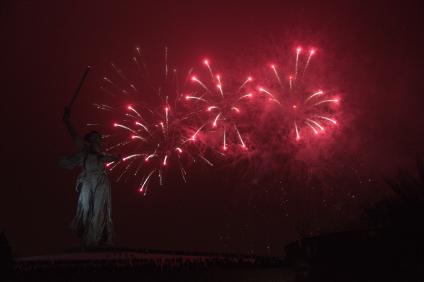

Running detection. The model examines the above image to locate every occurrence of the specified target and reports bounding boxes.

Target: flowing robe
[60,149,113,246]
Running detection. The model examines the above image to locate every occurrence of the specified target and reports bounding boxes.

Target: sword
[68,66,91,112]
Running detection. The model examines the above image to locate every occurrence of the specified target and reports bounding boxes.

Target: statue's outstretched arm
[63,107,84,150]
[59,150,85,170]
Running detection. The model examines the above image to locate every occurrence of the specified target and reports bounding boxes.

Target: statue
[60,107,119,247]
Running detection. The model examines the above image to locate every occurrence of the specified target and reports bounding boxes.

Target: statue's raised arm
[63,107,85,150]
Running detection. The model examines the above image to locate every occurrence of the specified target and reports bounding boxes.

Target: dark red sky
[1,1,423,256]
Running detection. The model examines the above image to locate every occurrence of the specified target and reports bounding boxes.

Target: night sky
[1,1,424,257]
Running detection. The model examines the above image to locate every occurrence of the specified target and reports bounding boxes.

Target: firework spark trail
[122,154,143,161]
[316,115,337,124]
[110,63,135,95]
[135,47,149,74]
[234,125,246,149]
[237,77,253,93]
[185,95,207,102]
[113,123,138,134]
[179,166,187,182]
[212,113,222,127]
[294,122,300,141]
[313,99,339,106]
[184,68,194,86]
[103,76,121,92]
[111,62,129,82]
[295,47,301,79]
[303,49,315,75]
[260,47,340,141]
[133,56,142,72]
[259,87,275,98]
[162,155,168,166]
[306,118,324,131]
[238,93,253,101]
[135,121,150,133]
[93,103,114,111]
[128,105,142,118]
[106,161,116,167]
[189,123,207,141]
[108,160,121,171]
[191,76,210,92]
[100,86,117,97]
[136,46,142,57]
[158,169,164,186]
[223,127,227,151]
[217,80,224,96]
[271,65,283,88]
[130,83,139,93]
[203,59,214,79]
[199,155,214,166]
[306,122,319,135]
[305,90,324,102]
[117,159,136,182]
[165,105,170,128]
[131,135,146,141]
[231,106,240,113]
[207,106,219,111]
[105,141,131,152]
[139,170,155,194]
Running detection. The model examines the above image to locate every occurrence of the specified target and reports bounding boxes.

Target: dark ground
[2,227,424,282]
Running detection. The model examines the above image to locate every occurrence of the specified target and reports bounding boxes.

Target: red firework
[91,47,213,195]
[258,47,340,141]
[184,59,255,152]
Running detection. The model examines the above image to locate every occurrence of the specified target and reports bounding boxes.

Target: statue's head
[84,131,102,147]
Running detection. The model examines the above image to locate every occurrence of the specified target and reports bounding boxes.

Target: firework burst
[184,59,255,153]
[258,47,340,142]
[91,47,212,195]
